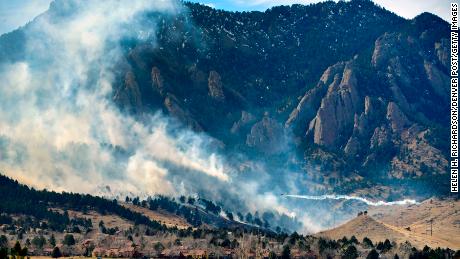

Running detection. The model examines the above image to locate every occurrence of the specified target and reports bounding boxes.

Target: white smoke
[0,0,316,235]
[0,0,229,195]
[0,0,412,234]
[283,194,419,206]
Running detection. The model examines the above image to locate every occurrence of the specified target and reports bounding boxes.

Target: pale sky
[0,0,454,36]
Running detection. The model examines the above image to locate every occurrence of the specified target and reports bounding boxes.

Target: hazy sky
[0,0,453,36]
[0,0,53,35]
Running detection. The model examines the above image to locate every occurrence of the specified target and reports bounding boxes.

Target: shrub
[51,247,61,258]
[281,245,291,259]
[153,242,164,252]
[49,235,56,247]
[62,234,75,246]
[363,237,374,248]
[0,248,7,259]
[12,241,21,256]
[0,236,7,248]
[342,245,358,259]
[366,249,379,259]
[350,236,359,244]
[31,236,46,249]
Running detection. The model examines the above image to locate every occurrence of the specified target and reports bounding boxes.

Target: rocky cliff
[0,0,450,197]
[286,13,449,184]
[109,2,449,196]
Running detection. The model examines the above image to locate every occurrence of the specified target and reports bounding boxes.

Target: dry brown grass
[370,198,460,250]
[317,199,460,250]
[121,203,191,229]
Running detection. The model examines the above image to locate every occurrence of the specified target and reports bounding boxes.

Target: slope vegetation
[318,199,460,250]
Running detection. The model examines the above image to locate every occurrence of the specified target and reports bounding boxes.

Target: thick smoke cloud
[0,0,229,195]
[0,0,307,231]
[0,0,413,234]
[284,194,419,206]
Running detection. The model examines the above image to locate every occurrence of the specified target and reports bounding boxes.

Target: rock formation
[246,113,286,155]
[151,66,165,96]
[164,94,203,132]
[307,61,361,147]
[208,71,225,101]
[113,71,143,112]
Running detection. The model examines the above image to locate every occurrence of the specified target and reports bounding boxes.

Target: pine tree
[343,245,359,259]
[282,245,291,259]
[19,247,28,257]
[51,247,61,258]
[366,249,379,259]
[13,241,21,256]
[49,235,56,247]
[0,235,7,248]
[0,248,7,259]
[62,234,75,246]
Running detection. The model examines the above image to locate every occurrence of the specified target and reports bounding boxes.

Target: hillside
[369,198,460,250]
[318,199,460,250]
[110,0,451,198]
[318,215,404,242]
[0,175,459,257]
[122,203,192,229]
[0,174,275,257]
[0,0,452,199]
[0,0,457,257]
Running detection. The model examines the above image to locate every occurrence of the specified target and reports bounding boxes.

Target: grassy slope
[317,199,460,250]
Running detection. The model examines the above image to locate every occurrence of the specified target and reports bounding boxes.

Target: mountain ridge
[115,0,450,198]
[0,0,452,199]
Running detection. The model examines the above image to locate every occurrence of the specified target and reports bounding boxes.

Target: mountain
[110,1,450,197]
[317,200,460,249]
[369,198,460,250]
[0,174,258,231]
[0,1,457,256]
[0,0,453,205]
[0,174,274,257]
[0,174,458,257]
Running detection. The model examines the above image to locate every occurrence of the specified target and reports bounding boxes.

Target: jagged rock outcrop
[424,61,449,98]
[344,114,367,156]
[287,25,449,180]
[231,111,256,134]
[208,71,225,101]
[246,114,286,154]
[307,61,361,147]
[386,102,409,133]
[372,34,414,111]
[151,66,165,96]
[286,62,345,133]
[370,126,391,150]
[344,134,360,156]
[435,38,449,68]
[390,129,449,178]
[164,94,203,132]
[371,32,403,68]
[113,71,143,112]
[371,32,449,123]
[373,33,414,114]
[343,96,383,156]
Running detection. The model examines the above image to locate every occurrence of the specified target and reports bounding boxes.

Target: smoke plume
[0,0,415,234]
[284,194,419,206]
[0,0,229,195]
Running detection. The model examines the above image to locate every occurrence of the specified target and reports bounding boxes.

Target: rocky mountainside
[1,175,457,257]
[0,0,451,198]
